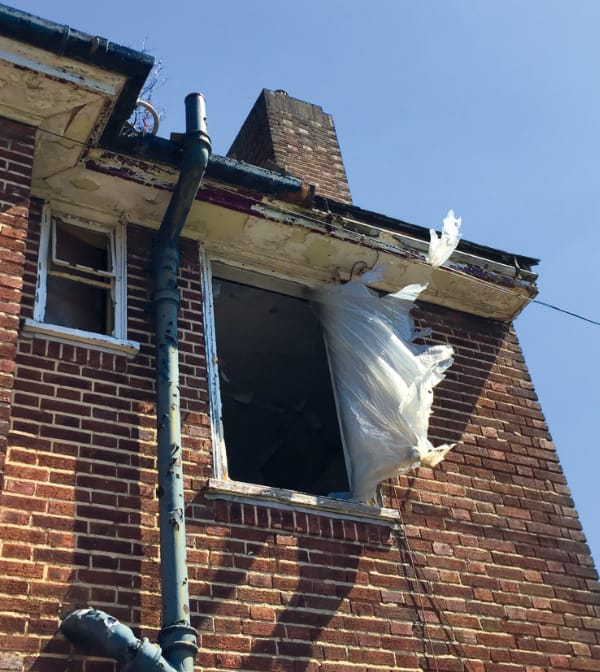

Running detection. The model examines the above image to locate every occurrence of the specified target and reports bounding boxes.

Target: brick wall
[227,89,352,204]
[187,306,600,671]
[1,195,599,672]
[0,117,34,492]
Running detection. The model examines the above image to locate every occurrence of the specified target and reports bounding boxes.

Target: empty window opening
[212,276,349,496]
[41,214,117,336]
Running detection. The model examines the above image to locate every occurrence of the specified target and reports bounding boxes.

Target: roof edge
[314,196,540,271]
[96,128,540,271]
[0,3,153,139]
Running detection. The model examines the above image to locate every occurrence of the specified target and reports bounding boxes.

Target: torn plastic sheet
[310,210,461,502]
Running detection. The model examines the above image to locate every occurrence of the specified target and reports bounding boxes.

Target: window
[203,255,456,518]
[207,263,350,498]
[25,207,137,355]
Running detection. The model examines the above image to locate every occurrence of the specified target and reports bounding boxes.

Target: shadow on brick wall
[187,496,398,670]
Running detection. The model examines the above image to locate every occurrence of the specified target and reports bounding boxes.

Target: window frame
[199,248,399,523]
[24,205,139,356]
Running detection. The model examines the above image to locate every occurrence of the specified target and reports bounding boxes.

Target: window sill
[205,478,400,525]
[22,319,140,357]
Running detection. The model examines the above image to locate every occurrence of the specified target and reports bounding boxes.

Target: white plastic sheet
[311,211,461,502]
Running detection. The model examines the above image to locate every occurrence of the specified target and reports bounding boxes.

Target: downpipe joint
[60,609,178,672]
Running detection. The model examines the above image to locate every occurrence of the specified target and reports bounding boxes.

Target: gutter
[313,196,540,272]
[96,132,312,202]
[0,2,154,140]
[61,93,211,672]
[90,131,539,272]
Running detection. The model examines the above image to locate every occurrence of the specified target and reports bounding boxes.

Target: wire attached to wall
[394,508,476,672]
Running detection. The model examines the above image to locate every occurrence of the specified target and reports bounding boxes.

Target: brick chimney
[227,89,352,204]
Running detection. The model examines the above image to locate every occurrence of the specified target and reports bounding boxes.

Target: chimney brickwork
[227,89,352,204]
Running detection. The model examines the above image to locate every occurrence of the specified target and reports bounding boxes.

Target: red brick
[1,102,599,672]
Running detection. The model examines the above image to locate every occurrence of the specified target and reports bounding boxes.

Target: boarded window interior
[213,276,349,496]
[45,218,114,335]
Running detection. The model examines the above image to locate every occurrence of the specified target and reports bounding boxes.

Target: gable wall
[0,144,598,671]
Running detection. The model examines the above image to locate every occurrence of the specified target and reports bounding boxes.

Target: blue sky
[8,1,600,560]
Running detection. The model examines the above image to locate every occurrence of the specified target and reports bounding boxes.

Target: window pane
[54,219,111,272]
[45,275,112,335]
[213,277,349,496]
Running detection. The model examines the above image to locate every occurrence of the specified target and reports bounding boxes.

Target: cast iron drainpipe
[61,93,211,672]
[153,92,211,672]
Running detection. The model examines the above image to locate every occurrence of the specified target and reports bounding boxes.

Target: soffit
[0,35,126,181]
[37,157,535,322]
[0,24,535,322]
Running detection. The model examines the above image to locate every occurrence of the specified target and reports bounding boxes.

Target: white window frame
[199,247,399,524]
[24,205,139,356]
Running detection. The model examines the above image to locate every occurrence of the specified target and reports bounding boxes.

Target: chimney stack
[227,89,352,204]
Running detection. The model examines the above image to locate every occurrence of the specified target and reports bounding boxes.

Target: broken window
[211,269,349,497]
[33,209,127,339]
[206,211,461,505]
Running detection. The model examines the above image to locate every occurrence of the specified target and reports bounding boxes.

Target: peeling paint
[85,157,174,191]
[303,237,336,267]
[199,183,258,215]
[289,227,309,244]
[0,35,124,95]
[69,176,101,191]
[78,155,535,304]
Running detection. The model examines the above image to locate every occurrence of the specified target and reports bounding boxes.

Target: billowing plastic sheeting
[428,210,462,267]
[310,210,461,503]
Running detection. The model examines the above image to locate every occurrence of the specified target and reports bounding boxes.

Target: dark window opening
[53,220,110,270]
[212,276,349,496]
[45,218,114,335]
[45,275,110,334]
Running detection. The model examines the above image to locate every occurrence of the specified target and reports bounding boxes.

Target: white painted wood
[199,246,228,481]
[32,207,129,342]
[206,478,400,525]
[23,318,139,356]
[33,204,51,323]
[0,37,122,95]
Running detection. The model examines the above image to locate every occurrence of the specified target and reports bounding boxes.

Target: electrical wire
[35,125,90,145]
[395,522,442,672]
[395,507,475,672]
[531,299,600,326]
